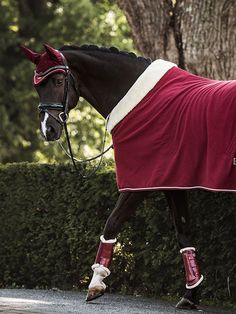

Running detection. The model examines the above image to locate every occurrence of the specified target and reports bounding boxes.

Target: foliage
[0,0,133,163]
[0,162,235,305]
[0,162,118,289]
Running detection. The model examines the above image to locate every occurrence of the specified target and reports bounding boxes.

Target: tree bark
[176,0,236,79]
[117,0,179,63]
[117,0,236,79]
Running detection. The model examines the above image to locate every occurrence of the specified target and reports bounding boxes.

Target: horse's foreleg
[165,190,203,310]
[86,191,146,302]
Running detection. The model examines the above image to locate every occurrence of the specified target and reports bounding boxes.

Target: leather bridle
[36,51,83,172]
[37,53,80,125]
[36,51,112,178]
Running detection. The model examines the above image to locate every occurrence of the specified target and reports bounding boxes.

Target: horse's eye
[54,78,63,86]
[57,79,63,86]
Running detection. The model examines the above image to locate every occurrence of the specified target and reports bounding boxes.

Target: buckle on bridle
[59,111,68,123]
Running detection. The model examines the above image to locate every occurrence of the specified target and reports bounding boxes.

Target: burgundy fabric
[21,45,66,85]
[35,50,64,74]
[33,51,65,85]
[181,249,202,288]
[95,241,114,268]
[112,67,236,192]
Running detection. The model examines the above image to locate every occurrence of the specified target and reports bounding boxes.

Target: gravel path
[0,289,234,314]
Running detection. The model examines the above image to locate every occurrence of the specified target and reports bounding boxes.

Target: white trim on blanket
[118,186,236,192]
[107,59,177,132]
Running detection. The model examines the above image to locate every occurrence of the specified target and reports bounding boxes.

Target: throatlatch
[180,247,204,289]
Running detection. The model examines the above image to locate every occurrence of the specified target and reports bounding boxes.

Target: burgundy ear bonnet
[21,44,67,85]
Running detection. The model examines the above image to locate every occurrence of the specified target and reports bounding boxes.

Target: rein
[37,52,112,178]
[59,118,112,179]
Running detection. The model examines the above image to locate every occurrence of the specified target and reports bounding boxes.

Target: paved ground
[0,289,234,314]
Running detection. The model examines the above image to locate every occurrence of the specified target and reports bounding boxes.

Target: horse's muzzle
[44,125,58,141]
[41,119,62,142]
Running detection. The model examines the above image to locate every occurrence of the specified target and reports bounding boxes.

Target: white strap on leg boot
[88,263,111,290]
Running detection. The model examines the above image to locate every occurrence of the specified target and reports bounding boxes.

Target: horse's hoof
[176,297,199,310]
[86,287,105,302]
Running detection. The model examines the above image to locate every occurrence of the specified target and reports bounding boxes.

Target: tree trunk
[176,0,236,79]
[116,0,179,63]
[117,0,236,79]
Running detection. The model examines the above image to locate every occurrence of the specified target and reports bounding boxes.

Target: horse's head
[21,44,80,141]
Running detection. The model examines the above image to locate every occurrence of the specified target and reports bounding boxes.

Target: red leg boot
[180,247,204,289]
[86,235,116,302]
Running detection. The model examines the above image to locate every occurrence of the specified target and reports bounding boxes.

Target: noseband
[38,102,66,125]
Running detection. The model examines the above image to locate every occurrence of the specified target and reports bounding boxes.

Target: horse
[21,43,236,310]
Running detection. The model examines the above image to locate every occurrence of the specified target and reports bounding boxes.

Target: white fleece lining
[186,275,204,289]
[100,235,117,244]
[107,59,177,132]
[180,247,196,254]
[89,263,110,290]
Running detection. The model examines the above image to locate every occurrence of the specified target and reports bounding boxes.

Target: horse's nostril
[47,126,55,134]
[44,125,58,141]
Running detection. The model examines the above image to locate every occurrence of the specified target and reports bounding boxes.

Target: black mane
[59,44,152,64]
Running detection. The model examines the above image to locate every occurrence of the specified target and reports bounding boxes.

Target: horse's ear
[43,44,62,62]
[20,46,41,64]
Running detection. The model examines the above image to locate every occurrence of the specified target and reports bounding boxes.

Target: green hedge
[0,162,235,305]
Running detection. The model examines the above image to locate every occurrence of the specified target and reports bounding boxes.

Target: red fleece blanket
[111,67,236,192]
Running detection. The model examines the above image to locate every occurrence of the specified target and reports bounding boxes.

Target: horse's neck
[63,49,149,118]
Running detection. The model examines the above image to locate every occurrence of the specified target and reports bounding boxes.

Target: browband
[35,65,69,77]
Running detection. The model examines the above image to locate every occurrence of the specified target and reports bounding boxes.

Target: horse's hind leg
[86,191,146,302]
[165,190,204,310]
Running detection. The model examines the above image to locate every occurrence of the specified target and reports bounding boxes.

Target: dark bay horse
[20,43,222,310]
